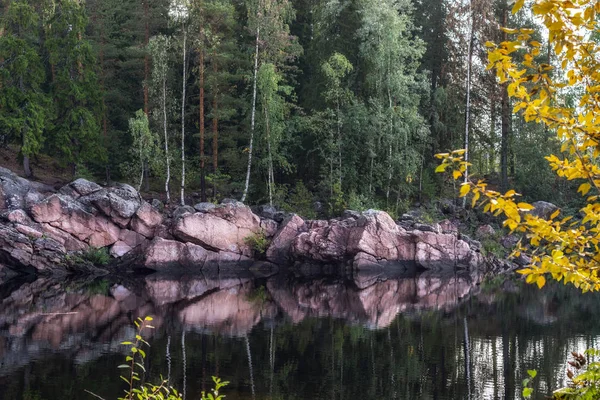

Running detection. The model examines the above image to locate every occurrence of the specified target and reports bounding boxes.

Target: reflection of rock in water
[0,269,478,377]
[267,270,477,329]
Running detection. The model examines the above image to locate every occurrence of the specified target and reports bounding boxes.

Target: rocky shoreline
[0,167,486,277]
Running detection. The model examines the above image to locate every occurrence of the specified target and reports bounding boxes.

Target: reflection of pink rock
[178,283,275,337]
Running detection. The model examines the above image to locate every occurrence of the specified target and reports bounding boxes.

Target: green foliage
[244,229,270,255]
[82,247,110,266]
[285,181,316,219]
[553,350,600,400]
[328,182,346,218]
[45,0,105,173]
[0,0,50,169]
[522,369,537,399]
[121,110,161,190]
[117,316,182,400]
[481,237,506,259]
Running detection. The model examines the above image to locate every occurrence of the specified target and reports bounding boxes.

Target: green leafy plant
[285,181,316,219]
[522,369,537,399]
[82,247,111,266]
[244,230,270,255]
[117,316,182,400]
[553,350,600,399]
[201,377,229,400]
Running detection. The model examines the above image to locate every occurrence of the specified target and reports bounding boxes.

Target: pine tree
[45,0,105,176]
[0,0,50,177]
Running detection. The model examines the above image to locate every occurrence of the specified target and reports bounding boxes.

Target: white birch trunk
[463,1,474,208]
[241,26,260,203]
[265,103,273,206]
[181,23,187,206]
[163,76,171,203]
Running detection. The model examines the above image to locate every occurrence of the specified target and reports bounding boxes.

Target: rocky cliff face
[0,167,484,275]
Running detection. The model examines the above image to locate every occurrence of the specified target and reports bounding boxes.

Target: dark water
[1,269,599,400]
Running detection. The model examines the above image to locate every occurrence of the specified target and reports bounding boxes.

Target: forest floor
[0,145,72,189]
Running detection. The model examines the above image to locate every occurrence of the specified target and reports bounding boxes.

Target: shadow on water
[1,267,600,400]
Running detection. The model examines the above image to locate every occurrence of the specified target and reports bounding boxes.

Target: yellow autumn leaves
[437,0,600,292]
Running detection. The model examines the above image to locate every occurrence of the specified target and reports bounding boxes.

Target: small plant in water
[117,316,182,400]
[522,369,536,399]
[87,316,228,400]
[552,350,600,399]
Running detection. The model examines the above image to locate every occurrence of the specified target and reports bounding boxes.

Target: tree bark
[213,59,219,197]
[265,102,274,207]
[241,26,260,203]
[198,0,207,202]
[500,7,509,191]
[181,22,187,206]
[463,0,474,208]
[199,36,206,202]
[143,0,150,116]
[163,76,171,203]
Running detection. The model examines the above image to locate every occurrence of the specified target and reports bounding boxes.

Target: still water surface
[1,269,599,400]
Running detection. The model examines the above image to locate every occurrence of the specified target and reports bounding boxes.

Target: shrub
[285,181,316,219]
[82,247,111,266]
[552,350,600,399]
[244,230,270,255]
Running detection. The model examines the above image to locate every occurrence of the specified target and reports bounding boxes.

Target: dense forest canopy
[0,0,566,215]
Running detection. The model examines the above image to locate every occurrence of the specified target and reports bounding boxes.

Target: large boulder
[347,210,415,261]
[173,203,261,256]
[0,167,53,212]
[530,201,559,220]
[0,225,65,273]
[289,210,483,271]
[29,194,120,248]
[144,237,250,270]
[291,219,355,262]
[130,202,163,238]
[266,214,305,263]
[413,230,482,270]
[79,183,141,227]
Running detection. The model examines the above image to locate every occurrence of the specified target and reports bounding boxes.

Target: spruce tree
[45,0,105,176]
[0,0,50,177]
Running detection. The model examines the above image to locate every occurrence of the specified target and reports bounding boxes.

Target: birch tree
[149,34,172,203]
[241,0,299,203]
[170,0,190,205]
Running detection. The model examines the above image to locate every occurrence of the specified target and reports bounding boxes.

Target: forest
[0,0,567,214]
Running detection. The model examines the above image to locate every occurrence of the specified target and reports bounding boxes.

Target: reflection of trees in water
[2,276,600,399]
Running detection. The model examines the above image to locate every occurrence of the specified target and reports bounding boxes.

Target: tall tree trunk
[386,87,393,205]
[265,103,274,206]
[337,97,342,188]
[500,7,509,191]
[199,41,206,201]
[142,0,150,191]
[463,1,474,208]
[212,60,219,198]
[241,26,260,203]
[181,23,187,206]
[143,0,150,116]
[163,77,171,203]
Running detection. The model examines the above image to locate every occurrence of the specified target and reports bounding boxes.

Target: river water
[1,269,599,400]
